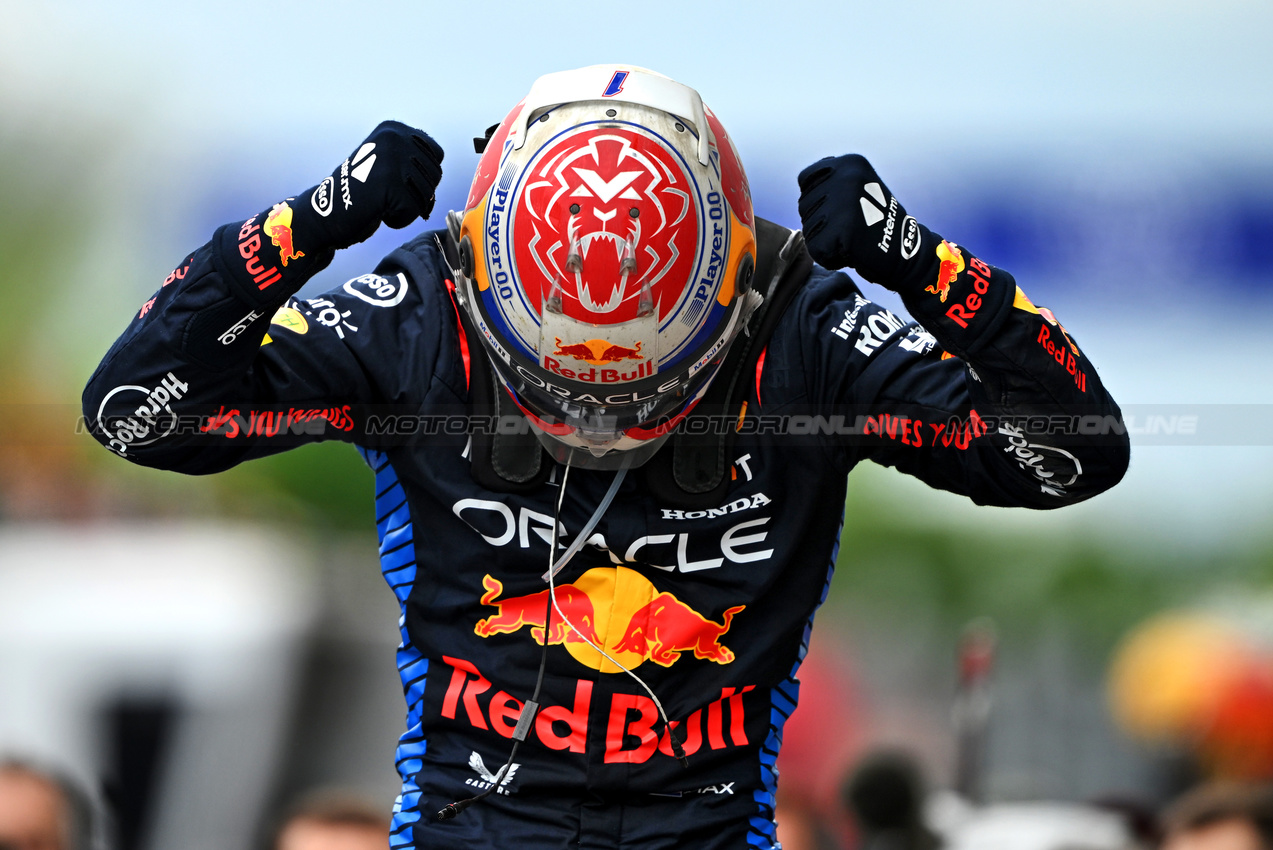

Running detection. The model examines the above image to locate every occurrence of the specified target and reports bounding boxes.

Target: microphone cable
[437,455,685,822]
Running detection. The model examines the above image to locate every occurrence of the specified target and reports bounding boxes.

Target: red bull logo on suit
[926,240,964,303]
[475,575,603,647]
[441,655,756,764]
[474,566,744,673]
[263,201,305,267]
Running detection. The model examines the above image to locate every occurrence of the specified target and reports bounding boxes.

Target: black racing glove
[215,121,443,306]
[797,154,931,290]
[299,120,444,250]
[798,154,1014,354]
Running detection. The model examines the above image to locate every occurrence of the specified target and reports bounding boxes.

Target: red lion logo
[513,130,699,324]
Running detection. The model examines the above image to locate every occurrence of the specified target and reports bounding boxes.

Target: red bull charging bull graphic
[926,240,965,303]
[475,575,602,647]
[550,337,645,366]
[613,595,745,667]
[474,567,744,673]
[263,201,305,267]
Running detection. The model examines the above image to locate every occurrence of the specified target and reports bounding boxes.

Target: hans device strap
[438,227,552,492]
[643,219,812,508]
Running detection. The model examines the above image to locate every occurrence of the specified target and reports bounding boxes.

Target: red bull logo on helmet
[474,567,744,673]
[550,337,645,366]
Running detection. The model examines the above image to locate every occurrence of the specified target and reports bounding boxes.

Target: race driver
[83,66,1129,849]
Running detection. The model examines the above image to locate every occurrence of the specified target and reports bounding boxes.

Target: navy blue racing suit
[83,219,1129,849]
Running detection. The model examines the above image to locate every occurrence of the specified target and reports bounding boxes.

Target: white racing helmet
[452,65,760,470]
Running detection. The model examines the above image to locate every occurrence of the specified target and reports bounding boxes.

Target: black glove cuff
[896,227,1016,357]
[888,221,941,291]
[289,121,445,251]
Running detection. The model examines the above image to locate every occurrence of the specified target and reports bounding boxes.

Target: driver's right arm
[81,123,446,474]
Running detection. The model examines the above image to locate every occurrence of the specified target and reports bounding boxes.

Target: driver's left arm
[791,155,1130,508]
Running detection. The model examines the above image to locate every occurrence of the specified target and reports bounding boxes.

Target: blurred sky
[6,1,1273,154]
[3,0,1272,542]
